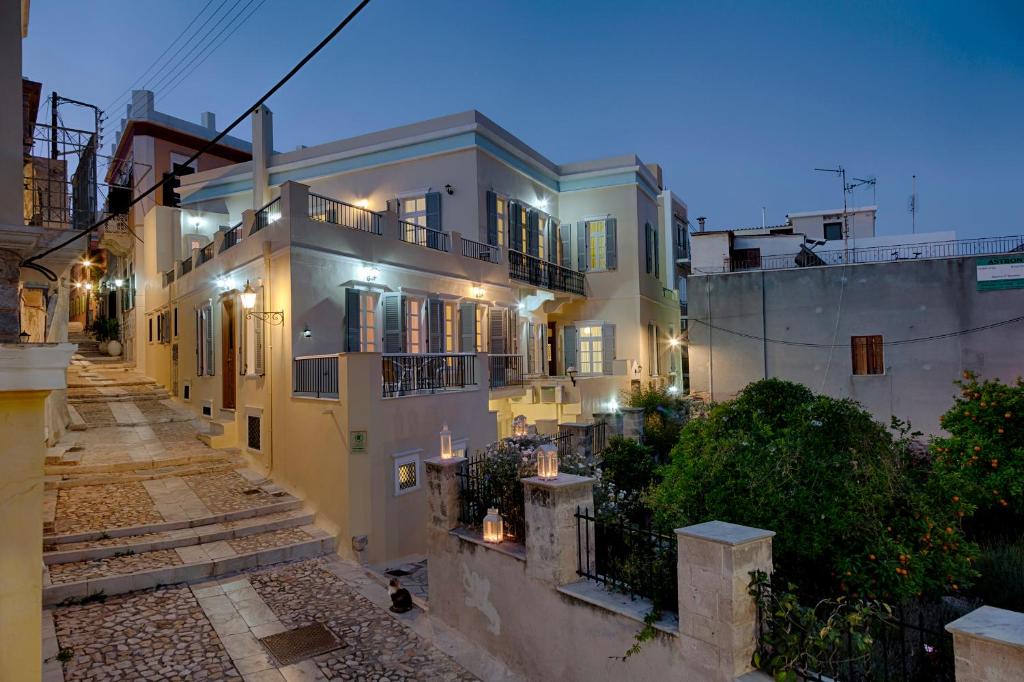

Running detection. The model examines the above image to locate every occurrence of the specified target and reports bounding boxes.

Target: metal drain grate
[259,622,343,666]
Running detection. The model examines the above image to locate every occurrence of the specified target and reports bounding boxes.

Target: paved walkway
[43,357,497,682]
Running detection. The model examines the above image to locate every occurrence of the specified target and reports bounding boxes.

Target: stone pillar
[0,343,76,681]
[676,520,775,682]
[278,181,308,228]
[558,422,593,460]
[425,455,466,534]
[621,406,645,440]
[251,104,274,209]
[523,474,595,586]
[0,250,20,344]
[946,606,1024,681]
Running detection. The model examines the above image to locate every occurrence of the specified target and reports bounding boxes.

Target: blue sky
[23,1,1024,237]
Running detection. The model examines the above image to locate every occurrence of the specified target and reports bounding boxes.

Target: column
[522,474,595,586]
[425,455,466,534]
[676,520,775,681]
[558,422,593,460]
[0,250,19,344]
[621,406,645,440]
[946,606,1024,681]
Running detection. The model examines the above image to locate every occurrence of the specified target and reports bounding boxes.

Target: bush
[594,436,655,522]
[622,385,690,460]
[90,317,120,342]
[972,538,1024,612]
[648,379,977,602]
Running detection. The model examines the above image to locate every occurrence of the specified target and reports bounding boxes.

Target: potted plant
[91,317,120,355]
[106,318,122,356]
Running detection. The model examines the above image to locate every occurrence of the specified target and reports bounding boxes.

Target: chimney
[251,104,274,209]
[200,112,216,131]
[697,216,706,232]
[130,90,154,119]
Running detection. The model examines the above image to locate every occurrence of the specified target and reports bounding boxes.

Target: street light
[240,279,284,325]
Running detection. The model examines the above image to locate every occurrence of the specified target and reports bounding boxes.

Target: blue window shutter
[486,191,498,246]
[577,221,588,272]
[654,226,660,279]
[460,302,476,352]
[425,192,442,230]
[547,220,559,264]
[563,325,577,372]
[488,307,505,354]
[345,288,361,352]
[645,222,653,274]
[606,218,618,270]
[509,202,522,252]
[527,210,539,257]
[427,299,444,353]
[601,323,615,375]
[559,222,572,268]
[382,293,404,353]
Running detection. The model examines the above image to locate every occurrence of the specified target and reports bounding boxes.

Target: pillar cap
[945,606,1024,648]
[675,520,775,546]
[424,455,466,468]
[0,343,76,392]
[522,473,595,490]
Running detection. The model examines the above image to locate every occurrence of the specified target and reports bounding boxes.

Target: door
[221,299,236,409]
[547,321,558,376]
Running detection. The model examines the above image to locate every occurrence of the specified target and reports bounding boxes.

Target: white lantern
[512,414,528,437]
[240,280,257,310]
[440,422,453,459]
[483,508,504,543]
[536,443,559,481]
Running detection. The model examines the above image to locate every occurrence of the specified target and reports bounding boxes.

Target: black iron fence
[508,249,585,296]
[575,506,678,612]
[462,237,498,263]
[308,193,382,235]
[457,453,526,544]
[221,222,242,252]
[292,355,339,399]
[488,354,524,389]
[198,242,214,265]
[181,256,192,275]
[381,353,476,398]
[251,197,281,234]
[555,422,609,459]
[399,220,449,252]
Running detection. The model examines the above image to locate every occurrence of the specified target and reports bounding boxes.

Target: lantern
[536,443,559,481]
[512,414,528,437]
[440,422,453,460]
[483,508,504,543]
[240,280,257,310]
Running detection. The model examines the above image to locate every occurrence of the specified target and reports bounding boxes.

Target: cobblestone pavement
[48,549,184,585]
[54,482,164,534]
[182,470,280,514]
[226,527,311,554]
[53,585,242,681]
[377,559,429,603]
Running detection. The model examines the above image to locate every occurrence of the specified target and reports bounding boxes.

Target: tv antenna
[908,174,918,234]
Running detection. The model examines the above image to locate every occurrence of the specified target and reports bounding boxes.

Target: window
[475,305,485,352]
[495,196,506,247]
[400,195,427,244]
[197,302,214,376]
[519,205,529,256]
[360,292,378,352]
[578,325,603,374]
[851,335,884,375]
[444,302,456,353]
[587,220,608,270]
[824,221,843,241]
[148,317,153,343]
[731,248,761,270]
[170,152,197,173]
[393,451,422,495]
[674,216,689,260]
[537,215,546,261]
[406,297,422,353]
[247,414,261,451]
[242,284,265,376]
[173,307,178,337]
[648,323,660,376]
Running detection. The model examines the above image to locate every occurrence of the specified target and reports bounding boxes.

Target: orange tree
[648,379,976,602]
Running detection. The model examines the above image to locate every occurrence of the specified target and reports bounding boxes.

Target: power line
[22,0,374,274]
[687,314,1024,348]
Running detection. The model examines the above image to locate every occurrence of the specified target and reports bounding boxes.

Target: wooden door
[547,321,558,376]
[222,300,236,409]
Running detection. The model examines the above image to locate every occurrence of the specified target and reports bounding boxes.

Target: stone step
[43,524,336,605]
[68,391,171,404]
[198,418,238,449]
[44,509,317,564]
[46,452,238,476]
[45,460,241,489]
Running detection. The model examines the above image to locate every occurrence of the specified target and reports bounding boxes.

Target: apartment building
[137,109,687,562]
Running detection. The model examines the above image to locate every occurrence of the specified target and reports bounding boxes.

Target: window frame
[359,291,379,352]
[392,450,423,496]
[851,335,884,376]
[405,296,423,353]
[577,324,604,375]
[824,221,844,241]
[586,219,608,271]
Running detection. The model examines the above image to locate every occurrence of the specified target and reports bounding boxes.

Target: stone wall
[947,606,1024,681]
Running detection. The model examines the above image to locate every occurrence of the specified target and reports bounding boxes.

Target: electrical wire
[21,0,374,268]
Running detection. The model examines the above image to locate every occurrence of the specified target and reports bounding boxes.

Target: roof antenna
[908,174,918,234]
[761,206,766,229]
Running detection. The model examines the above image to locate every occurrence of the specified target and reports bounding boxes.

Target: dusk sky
[23,1,1024,238]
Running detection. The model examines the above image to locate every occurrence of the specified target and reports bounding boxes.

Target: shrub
[648,379,977,602]
[972,538,1024,612]
[622,385,690,459]
[593,436,657,523]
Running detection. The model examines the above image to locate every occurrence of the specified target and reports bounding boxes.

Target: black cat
[389,578,413,613]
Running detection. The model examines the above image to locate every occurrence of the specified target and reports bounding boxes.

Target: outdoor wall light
[440,422,453,460]
[80,258,92,267]
[72,282,82,289]
[217,276,235,291]
[355,199,370,209]
[608,398,620,412]
[84,283,93,291]
[113,279,124,288]
[359,265,380,282]
[471,286,485,299]
[483,508,504,543]
[444,184,455,195]
[667,385,679,395]
[566,366,578,386]
[536,443,559,481]
[241,279,284,325]
[668,336,680,347]
[302,325,312,338]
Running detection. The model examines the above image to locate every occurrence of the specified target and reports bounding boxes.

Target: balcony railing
[293,355,339,399]
[382,353,476,398]
[162,269,175,287]
[308,193,382,235]
[508,250,585,296]
[251,197,281,235]
[399,220,449,252]
[725,235,1024,272]
[221,222,242,252]
[462,237,497,263]
[181,256,192,275]
[488,354,524,389]
[198,242,215,265]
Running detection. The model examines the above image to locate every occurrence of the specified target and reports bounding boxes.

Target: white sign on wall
[977,256,1024,291]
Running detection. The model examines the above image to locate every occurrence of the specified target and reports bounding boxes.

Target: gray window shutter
[547,220,559,264]
[425,192,442,231]
[382,293,404,353]
[486,191,498,246]
[563,325,577,371]
[427,299,444,353]
[527,210,539,257]
[508,308,519,354]
[509,203,522,252]
[345,288,361,352]
[526,322,535,371]
[460,302,476,352]
[254,299,265,377]
[488,307,505,354]
[601,323,615,375]
[606,217,617,270]
[648,322,656,375]
[645,223,653,274]
[204,305,215,376]
[559,222,571,268]
[654,226,660,279]
[195,309,202,376]
[577,221,588,272]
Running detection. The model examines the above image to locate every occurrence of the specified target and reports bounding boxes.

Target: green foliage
[749,570,890,681]
[972,538,1024,612]
[621,385,690,459]
[618,609,662,661]
[90,317,120,342]
[56,647,73,664]
[648,378,977,601]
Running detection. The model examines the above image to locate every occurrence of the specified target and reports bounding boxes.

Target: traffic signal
[161,163,195,207]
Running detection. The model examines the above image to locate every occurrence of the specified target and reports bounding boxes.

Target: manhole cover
[259,622,343,666]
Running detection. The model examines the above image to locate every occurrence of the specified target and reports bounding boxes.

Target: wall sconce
[80,258,92,268]
[359,265,380,282]
[440,422,453,459]
[84,282,93,291]
[668,336,680,348]
[216,276,235,291]
[608,398,620,412]
[355,199,370,209]
[536,443,559,481]
[113,279,124,288]
[512,414,528,437]
[241,279,284,325]
[667,385,679,395]
[302,325,312,338]
[444,184,455,196]
[566,366,577,386]
[471,286,485,299]
[483,508,504,543]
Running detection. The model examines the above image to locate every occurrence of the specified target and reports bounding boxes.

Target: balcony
[220,221,242,252]
[292,352,481,401]
[293,354,340,399]
[181,256,192,275]
[488,354,524,389]
[461,237,498,263]
[198,242,214,265]
[382,352,476,398]
[399,220,450,252]
[251,197,281,235]
[309,192,381,235]
[508,250,585,296]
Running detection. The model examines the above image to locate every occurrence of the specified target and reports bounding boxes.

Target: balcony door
[547,321,558,376]
[221,299,237,410]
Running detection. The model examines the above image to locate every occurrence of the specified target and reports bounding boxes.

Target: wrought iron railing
[399,220,449,252]
[555,422,609,459]
[488,354,524,389]
[181,256,192,275]
[457,453,526,544]
[198,242,214,265]
[462,237,498,263]
[726,234,1024,272]
[575,506,678,612]
[292,355,339,399]
[221,222,242,252]
[308,193,382,235]
[508,250,585,296]
[381,352,476,398]
[251,197,281,234]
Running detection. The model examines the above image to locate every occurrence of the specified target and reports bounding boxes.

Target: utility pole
[815,165,848,255]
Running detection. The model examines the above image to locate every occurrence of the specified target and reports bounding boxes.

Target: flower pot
[98,340,109,354]
[107,340,122,357]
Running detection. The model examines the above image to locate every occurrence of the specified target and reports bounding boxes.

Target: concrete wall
[688,256,1024,434]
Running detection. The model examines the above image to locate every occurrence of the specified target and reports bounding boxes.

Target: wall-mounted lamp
[471,286,485,299]
[359,265,380,282]
[608,398,620,412]
[667,385,679,395]
[302,325,312,338]
[566,366,578,386]
[80,259,92,268]
[668,337,680,348]
[216,276,236,291]
[113,279,124,288]
[84,282,93,291]
[444,183,455,196]
[355,199,370,209]
[241,279,284,325]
